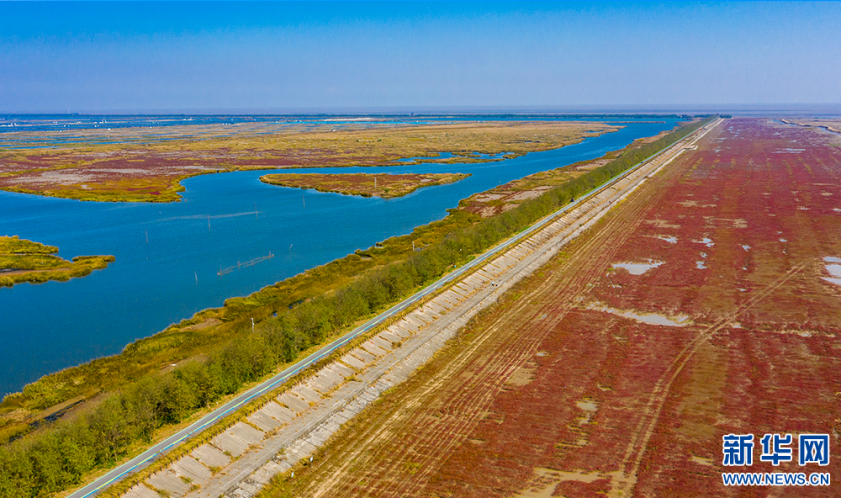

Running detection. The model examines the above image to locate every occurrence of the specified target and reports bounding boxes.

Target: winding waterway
[0,117,679,395]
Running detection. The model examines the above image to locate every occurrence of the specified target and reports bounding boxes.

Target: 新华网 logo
[720,433,830,487]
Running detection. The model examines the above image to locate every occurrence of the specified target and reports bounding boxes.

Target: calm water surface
[0,118,678,395]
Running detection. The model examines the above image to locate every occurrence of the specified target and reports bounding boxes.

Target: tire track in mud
[610,122,819,496]
[299,130,706,498]
[611,260,810,497]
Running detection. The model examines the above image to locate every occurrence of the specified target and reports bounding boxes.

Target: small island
[260,172,471,198]
[0,236,115,287]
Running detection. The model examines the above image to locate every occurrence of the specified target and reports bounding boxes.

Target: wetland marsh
[0,235,114,287]
[0,116,680,396]
[260,172,471,198]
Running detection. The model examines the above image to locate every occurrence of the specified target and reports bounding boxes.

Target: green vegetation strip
[0,236,115,288]
[0,117,714,498]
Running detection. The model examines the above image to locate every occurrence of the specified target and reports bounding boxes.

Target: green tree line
[0,116,715,497]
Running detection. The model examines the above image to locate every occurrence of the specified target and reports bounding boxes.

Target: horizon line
[3,103,841,116]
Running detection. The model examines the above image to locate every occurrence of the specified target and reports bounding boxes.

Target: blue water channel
[0,117,679,395]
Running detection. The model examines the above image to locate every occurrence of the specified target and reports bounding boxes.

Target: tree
[87,396,133,462]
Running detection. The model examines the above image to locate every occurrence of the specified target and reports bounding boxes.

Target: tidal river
[0,117,678,395]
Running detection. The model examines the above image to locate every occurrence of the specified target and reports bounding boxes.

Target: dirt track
[260,119,841,498]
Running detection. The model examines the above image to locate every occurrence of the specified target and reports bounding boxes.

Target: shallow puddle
[612,260,663,275]
[693,237,715,247]
[823,258,841,286]
[587,302,691,327]
[653,235,677,244]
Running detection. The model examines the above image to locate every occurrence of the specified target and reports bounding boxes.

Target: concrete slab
[250,460,285,485]
[340,354,366,370]
[378,330,401,344]
[293,385,321,403]
[229,422,264,445]
[351,348,376,364]
[442,288,460,299]
[320,367,344,384]
[261,401,295,423]
[398,318,420,334]
[405,313,426,333]
[414,311,434,324]
[236,480,262,496]
[449,286,467,298]
[464,275,482,287]
[307,378,331,395]
[277,392,309,413]
[212,431,250,457]
[248,410,282,432]
[370,336,392,351]
[327,362,353,379]
[361,341,386,357]
[389,324,411,339]
[460,281,478,292]
[420,303,441,316]
[426,302,446,314]
[477,269,493,280]
[148,469,192,497]
[440,290,461,304]
[309,370,342,394]
[433,297,454,309]
[172,456,212,485]
[191,444,230,469]
[123,484,160,498]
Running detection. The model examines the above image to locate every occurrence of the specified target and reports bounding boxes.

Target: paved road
[69,121,716,498]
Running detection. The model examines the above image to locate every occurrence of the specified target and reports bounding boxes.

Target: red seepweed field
[260,118,841,498]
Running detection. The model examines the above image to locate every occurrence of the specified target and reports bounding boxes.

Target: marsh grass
[0,236,115,288]
[1,121,619,202]
[260,172,471,199]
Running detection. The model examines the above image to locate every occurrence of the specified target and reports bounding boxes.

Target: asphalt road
[68,121,715,498]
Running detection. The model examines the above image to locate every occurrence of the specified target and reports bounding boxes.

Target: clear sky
[1,1,839,113]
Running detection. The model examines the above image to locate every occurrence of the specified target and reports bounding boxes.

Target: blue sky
[1,2,839,112]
